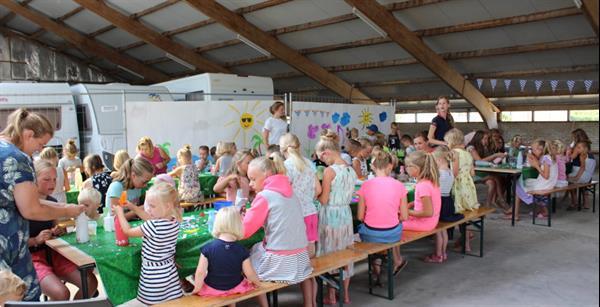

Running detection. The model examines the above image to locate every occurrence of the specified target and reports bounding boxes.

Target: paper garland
[471,78,596,93]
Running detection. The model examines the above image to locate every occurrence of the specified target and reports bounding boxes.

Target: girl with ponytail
[106,157,154,220]
[402,151,442,232]
[169,144,202,203]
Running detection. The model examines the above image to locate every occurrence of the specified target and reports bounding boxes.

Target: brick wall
[396,121,599,151]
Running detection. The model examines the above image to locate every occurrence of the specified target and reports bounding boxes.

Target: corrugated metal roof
[0,0,596,103]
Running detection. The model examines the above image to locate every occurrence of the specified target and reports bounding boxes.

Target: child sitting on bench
[356,150,409,283]
[192,207,260,297]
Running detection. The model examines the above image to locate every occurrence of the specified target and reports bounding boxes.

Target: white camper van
[155,73,274,101]
[70,83,173,162]
[0,82,80,153]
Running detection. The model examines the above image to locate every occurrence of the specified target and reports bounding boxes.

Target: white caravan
[0,82,79,153]
[155,73,274,101]
[70,83,173,161]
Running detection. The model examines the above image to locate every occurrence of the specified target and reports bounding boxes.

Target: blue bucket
[213,200,233,211]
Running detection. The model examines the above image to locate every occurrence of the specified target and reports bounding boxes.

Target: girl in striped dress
[113,182,183,305]
[315,131,358,305]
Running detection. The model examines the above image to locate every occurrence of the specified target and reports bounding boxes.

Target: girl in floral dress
[315,130,358,305]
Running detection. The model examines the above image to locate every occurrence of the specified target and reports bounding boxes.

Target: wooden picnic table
[474,166,526,226]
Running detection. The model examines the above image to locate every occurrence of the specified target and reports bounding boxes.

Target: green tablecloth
[65,173,218,205]
[475,166,538,180]
[61,211,263,305]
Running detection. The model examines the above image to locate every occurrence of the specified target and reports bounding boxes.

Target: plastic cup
[88,221,97,236]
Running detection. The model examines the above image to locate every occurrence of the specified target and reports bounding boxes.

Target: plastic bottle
[75,213,89,243]
[74,168,83,190]
[235,189,247,212]
[114,215,129,246]
[103,214,114,232]
[367,172,375,180]
[207,210,216,233]
[516,150,523,169]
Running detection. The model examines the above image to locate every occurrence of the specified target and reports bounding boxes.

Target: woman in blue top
[0,109,84,301]
[428,96,454,147]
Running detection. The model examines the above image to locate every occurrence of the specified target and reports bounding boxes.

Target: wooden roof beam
[346,0,498,127]
[272,37,598,78]
[225,7,581,68]
[0,0,169,82]
[580,0,599,36]
[86,0,180,38]
[143,0,445,66]
[74,0,228,73]
[29,6,84,39]
[186,0,375,104]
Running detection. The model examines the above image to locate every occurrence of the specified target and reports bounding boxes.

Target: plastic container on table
[114,191,129,246]
[214,200,233,211]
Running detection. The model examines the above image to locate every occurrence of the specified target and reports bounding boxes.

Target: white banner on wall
[125,100,274,167]
[290,101,395,157]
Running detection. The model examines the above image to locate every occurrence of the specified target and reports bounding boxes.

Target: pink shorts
[197,279,255,297]
[304,214,319,243]
[30,249,78,282]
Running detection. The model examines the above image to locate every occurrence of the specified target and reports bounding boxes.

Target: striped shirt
[137,219,182,305]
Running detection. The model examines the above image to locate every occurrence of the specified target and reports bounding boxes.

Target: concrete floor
[240,188,600,307]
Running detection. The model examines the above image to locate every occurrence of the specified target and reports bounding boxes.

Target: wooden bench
[158,248,366,307]
[309,248,367,307]
[45,238,97,299]
[530,180,598,227]
[351,207,495,300]
[180,197,226,209]
[156,281,287,307]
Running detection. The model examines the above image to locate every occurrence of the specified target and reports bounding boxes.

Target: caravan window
[0,107,61,131]
[76,104,92,132]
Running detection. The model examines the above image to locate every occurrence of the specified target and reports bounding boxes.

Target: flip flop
[393,260,408,276]
[423,254,444,263]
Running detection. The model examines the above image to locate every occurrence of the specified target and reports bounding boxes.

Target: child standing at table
[82,154,112,213]
[352,138,372,179]
[428,147,463,263]
[213,150,255,202]
[243,157,313,307]
[39,147,69,203]
[280,133,322,257]
[212,142,236,176]
[0,270,26,305]
[357,150,408,281]
[169,144,202,203]
[402,151,441,232]
[315,131,357,305]
[512,139,558,219]
[192,207,260,297]
[445,129,480,213]
[58,139,82,178]
[114,182,183,305]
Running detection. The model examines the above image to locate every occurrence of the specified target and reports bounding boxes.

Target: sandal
[393,260,408,276]
[423,254,444,263]
[323,297,337,305]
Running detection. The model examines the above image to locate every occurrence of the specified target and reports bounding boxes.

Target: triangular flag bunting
[490,79,497,91]
[519,80,527,92]
[504,79,512,91]
[476,79,484,89]
[584,80,593,92]
[534,80,543,92]
[550,80,559,92]
[567,80,576,93]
